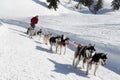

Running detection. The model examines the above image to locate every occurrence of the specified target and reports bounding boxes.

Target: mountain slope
[0,20,120,80]
[0,0,71,18]
[0,0,120,80]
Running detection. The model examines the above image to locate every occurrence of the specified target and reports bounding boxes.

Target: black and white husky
[36,29,42,40]
[72,43,96,69]
[27,27,35,38]
[56,37,69,55]
[86,53,107,76]
[43,33,52,45]
[49,35,61,51]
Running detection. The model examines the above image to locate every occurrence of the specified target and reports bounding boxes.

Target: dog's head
[86,44,96,55]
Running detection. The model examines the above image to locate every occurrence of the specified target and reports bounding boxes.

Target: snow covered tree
[46,0,51,2]
[75,0,83,9]
[111,0,120,10]
[83,0,93,6]
[74,0,103,14]
[75,0,93,9]
[47,0,60,11]
[68,0,72,4]
[93,0,103,14]
[89,0,103,14]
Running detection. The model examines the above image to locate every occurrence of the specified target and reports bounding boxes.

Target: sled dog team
[27,16,107,76]
[27,27,107,76]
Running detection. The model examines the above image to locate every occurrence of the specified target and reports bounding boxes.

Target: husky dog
[72,44,96,69]
[56,35,70,55]
[43,33,52,45]
[49,35,61,52]
[36,29,42,40]
[86,53,107,76]
[27,27,35,38]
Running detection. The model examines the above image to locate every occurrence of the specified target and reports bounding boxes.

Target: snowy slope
[0,0,71,18]
[0,20,120,80]
[0,0,120,80]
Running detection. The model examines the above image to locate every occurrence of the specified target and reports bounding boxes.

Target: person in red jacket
[30,15,39,29]
[27,15,39,34]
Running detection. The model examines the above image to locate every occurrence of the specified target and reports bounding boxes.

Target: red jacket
[31,17,38,24]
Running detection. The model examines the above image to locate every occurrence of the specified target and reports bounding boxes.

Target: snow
[0,0,120,80]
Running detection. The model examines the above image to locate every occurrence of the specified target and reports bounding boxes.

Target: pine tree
[47,0,60,11]
[79,0,92,6]
[75,0,93,9]
[84,0,93,6]
[89,0,103,14]
[111,0,120,10]
[94,0,103,14]
[46,0,51,2]
[75,0,103,14]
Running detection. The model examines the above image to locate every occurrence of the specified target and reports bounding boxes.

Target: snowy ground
[0,0,120,80]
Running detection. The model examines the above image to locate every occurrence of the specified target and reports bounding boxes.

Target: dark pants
[30,23,35,29]
[27,23,35,34]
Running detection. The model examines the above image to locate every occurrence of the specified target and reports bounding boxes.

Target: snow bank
[0,0,71,18]
[0,22,9,36]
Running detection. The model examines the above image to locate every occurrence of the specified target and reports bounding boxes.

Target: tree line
[46,0,120,14]
[74,0,120,14]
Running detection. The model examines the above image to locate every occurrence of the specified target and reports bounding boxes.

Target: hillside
[0,0,120,80]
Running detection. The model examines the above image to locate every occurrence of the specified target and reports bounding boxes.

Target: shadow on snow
[48,58,89,78]
[32,0,48,8]
[36,45,53,54]
[1,19,29,29]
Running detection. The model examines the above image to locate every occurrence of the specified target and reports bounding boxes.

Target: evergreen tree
[46,0,51,2]
[75,0,93,9]
[94,0,103,14]
[84,0,93,6]
[111,0,120,10]
[47,0,60,11]
[89,0,103,14]
[78,0,92,6]
[75,0,103,14]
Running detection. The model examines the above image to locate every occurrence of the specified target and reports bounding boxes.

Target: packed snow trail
[0,0,120,79]
[0,21,120,80]
[0,0,120,74]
